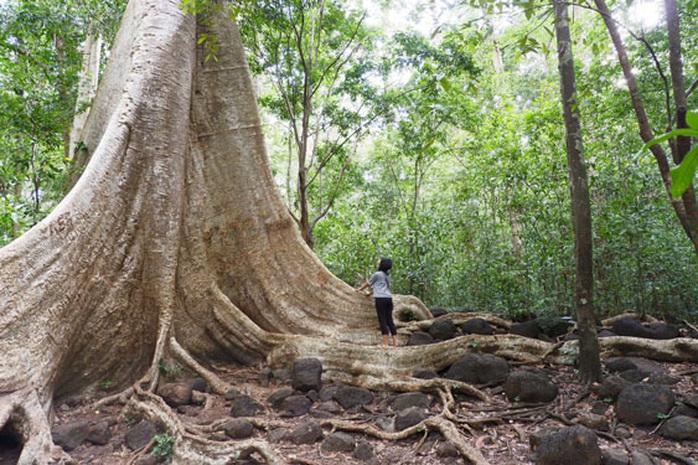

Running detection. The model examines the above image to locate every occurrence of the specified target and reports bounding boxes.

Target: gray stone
[601,448,629,465]
[597,375,631,400]
[459,317,494,335]
[532,425,601,465]
[292,358,323,392]
[505,369,559,403]
[390,392,431,411]
[436,441,460,457]
[280,395,313,417]
[267,387,296,409]
[334,386,374,410]
[353,438,375,461]
[321,431,355,453]
[125,421,158,451]
[376,416,395,432]
[659,415,698,440]
[428,319,457,341]
[290,420,323,445]
[412,369,439,380]
[429,307,447,318]
[267,427,290,444]
[510,320,541,339]
[443,353,509,385]
[187,377,208,393]
[222,418,254,439]
[395,406,428,431]
[406,331,434,346]
[630,451,655,465]
[616,384,675,426]
[230,393,263,417]
[86,420,111,446]
[157,382,193,407]
[52,421,90,451]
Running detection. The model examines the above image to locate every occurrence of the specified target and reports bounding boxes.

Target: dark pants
[374,297,397,335]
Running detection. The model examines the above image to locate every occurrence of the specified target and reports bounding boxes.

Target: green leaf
[687,110,698,130]
[670,145,698,198]
[438,77,452,92]
[643,128,698,149]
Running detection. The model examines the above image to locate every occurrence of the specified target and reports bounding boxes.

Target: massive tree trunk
[0,1,431,463]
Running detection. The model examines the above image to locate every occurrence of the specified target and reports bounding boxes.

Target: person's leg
[386,299,398,346]
[375,299,390,346]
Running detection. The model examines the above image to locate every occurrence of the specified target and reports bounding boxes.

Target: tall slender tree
[552,0,601,383]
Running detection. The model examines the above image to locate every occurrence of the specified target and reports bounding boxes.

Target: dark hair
[378,257,392,273]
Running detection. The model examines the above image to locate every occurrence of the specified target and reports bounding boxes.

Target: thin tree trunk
[553,0,601,384]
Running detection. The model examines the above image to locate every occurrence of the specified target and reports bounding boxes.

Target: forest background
[1,0,696,322]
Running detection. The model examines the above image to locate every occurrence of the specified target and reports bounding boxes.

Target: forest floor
[2,359,697,465]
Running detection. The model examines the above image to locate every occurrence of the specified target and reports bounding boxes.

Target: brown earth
[3,358,695,465]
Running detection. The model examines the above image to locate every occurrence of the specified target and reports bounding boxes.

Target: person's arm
[355,279,372,296]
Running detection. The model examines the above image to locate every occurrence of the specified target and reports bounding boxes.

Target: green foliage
[644,110,698,199]
[158,360,183,380]
[150,433,176,461]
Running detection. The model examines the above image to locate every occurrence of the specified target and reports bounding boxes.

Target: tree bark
[553,0,601,384]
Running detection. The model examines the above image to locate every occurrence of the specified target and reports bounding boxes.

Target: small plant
[657,412,670,421]
[99,380,113,390]
[150,433,176,461]
[159,360,183,380]
[603,397,614,404]
[124,416,138,426]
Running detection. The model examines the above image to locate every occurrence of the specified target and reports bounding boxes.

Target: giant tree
[1,1,696,464]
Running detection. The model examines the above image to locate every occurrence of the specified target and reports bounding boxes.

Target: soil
[2,360,697,465]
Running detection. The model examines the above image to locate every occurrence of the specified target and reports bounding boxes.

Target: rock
[443,354,510,385]
[157,382,193,407]
[510,320,541,339]
[505,369,559,403]
[86,420,112,446]
[334,386,374,410]
[659,415,698,440]
[601,448,628,465]
[267,387,296,409]
[531,425,601,465]
[353,438,375,461]
[280,395,313,417]
[267,427,290,444]
[222,418,254,439]
[406,331,434,346]
[538,316,574,338]
[290,420,324,445]
[321,431,355,453]
[134,456,159,465]
[125,421,158,451]
[429,307,448,318]
[611,318,679,340]
[395,406,429,431]
[390,392,431,411]
[376,416,395,432]
[314,400,342,414]
[230,393,264,417]
[185,377,207,393]
[605,357,665,378]
[616,384,675,426]
[630,451,655,465]
[428,319,457,341]
[52,421,90,451]
[575,413,609,432]
[224,387,241,400]
[292,358,323,392]
[272,368,292,383]
[597,375,632,400]
[259,367,273,387]
[459,317,494,335]
[436,441,460,458]
[412,369,439,379]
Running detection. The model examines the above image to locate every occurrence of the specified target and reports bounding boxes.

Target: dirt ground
[2,360,697,465]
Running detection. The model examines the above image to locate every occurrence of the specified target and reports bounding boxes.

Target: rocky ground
[2,354,696,465]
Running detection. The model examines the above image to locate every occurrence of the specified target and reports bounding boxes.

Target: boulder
[334,386,374,410]
[443,353,509,385]
[459,317,494,335]
[616,384,675,426]
[395,406,429,431]
[280,395,313,417]
[429,307,448,318]
[267,387,296,410]
[406,331,435,346]
[597,375,631,400]
[290,420,324,445]
[86,420,112,446]
[505,369,559,403]
[321,431,356,453]
[222,418,254,439]
[510,320,541,339]
[353,438,376,461]
[659,415,698,440]
[531,425,601,465]
[230,393,264,417]
[157,382,193,407]
[428,319,457,341]
[125,421,158,451]
[391,392,431,411]
[292,358,323,392]
[52,421,90,451]
[611,317,679,340]
[412,369,439,379]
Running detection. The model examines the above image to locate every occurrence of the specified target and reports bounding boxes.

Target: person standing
[356,258,398,347]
